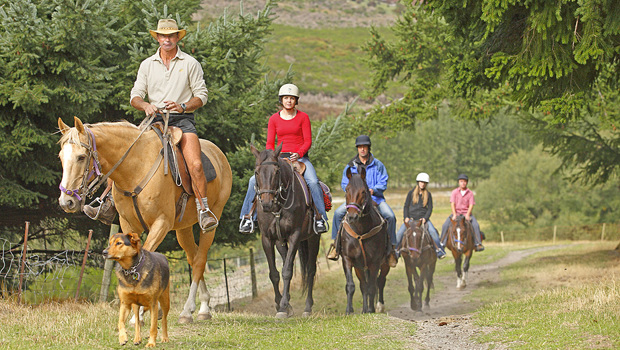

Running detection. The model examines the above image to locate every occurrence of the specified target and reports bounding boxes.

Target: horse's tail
[299,239,310,296]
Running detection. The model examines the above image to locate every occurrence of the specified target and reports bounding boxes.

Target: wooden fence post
[601,223,606,241]
[223,256,231,311]
[500,231,505,245]
[99,224,119,302]
[17,221,30,304]
[249,248,258,299]
[75,229,93,302]
[553,225,557,244]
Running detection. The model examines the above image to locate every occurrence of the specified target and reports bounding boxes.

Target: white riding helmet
[416,172,430,183]
[278,84,299,98]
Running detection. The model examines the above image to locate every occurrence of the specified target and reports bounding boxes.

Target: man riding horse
[440,174,484,251]
[83,19,218,232]
[327,135,398,267]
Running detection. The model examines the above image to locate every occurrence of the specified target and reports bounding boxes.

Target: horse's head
[57,117,101,213]
[401,219,425,259]
[449,214,470,253]
[344,166,370,222]
[251,143,284,212]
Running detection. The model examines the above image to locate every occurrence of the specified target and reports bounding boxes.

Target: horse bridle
[345,186,370,217]
[450,219,468,250]
[58,127,104,208]
[59,115,155,209]
[254,160,293,212]
[404,221,430,255]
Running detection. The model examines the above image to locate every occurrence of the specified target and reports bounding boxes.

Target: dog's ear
[127,233,141,247]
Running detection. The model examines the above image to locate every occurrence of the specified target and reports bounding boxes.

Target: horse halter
[59,127,103,207]
[345,186,369,217]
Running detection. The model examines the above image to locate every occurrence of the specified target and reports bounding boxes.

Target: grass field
[2,241,617,349]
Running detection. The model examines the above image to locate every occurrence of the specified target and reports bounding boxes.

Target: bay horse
[251,144,320,318]
[445,214,475,289]
[57,117,232,323]
[399,219,437,311]
[339,167,390,314]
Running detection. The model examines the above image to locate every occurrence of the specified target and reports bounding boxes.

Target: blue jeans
[396,220,445,255]
[441,215,482,245]
[239,158,327,220]
[331,201,396,246]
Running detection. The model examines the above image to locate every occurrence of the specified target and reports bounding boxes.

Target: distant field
[264,24,398,96]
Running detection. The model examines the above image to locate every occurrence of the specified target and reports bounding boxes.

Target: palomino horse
[399,219,437,311]
[445,214,475,289]
[251,144,320,318]
[339,167,390,314]
[57,117,232,323]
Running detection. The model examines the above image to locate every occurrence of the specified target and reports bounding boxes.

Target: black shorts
[152,113,197,134]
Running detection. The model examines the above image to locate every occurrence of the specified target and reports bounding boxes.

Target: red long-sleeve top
[266,110,312,157]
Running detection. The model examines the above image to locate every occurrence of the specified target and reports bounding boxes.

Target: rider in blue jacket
[326,135,398,267]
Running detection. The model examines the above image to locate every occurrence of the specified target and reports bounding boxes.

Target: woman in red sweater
[239,84,328,234]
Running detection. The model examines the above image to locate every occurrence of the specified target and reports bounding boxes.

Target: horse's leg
[367,265,379,313]
[425,258,437,309]
[463,250,473,288]
[193,227,216,321]
[413,264,422,311]
[303,236,320,317]
[343,258,356,315]
[174,226,200,324]
[455,254,464,289]
[261,234,282,312]
[276,235,300,318]
[404,258,416,310]
[356,267,369,313]
[375,263,389,313]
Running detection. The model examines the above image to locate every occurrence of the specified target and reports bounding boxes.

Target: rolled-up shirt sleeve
[130,60,149,102]
[188,61,208,105]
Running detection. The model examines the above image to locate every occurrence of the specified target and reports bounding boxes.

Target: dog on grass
[103,232,170,347]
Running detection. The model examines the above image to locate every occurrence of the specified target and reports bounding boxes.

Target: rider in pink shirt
[440,174,484,251]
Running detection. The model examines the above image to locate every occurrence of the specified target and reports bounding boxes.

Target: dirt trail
[389,245,566,350]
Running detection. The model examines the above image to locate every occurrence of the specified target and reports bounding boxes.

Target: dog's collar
[119,252,145,281]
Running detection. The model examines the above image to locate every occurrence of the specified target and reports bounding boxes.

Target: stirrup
[84,197,104,220]
[326,243,339,261]
[199,208,219,231]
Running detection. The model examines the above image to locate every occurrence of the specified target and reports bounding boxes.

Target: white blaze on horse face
[59,142,76,191]
[456,227,461,249]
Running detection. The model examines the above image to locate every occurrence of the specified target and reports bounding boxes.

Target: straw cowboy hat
[149,19,186,40]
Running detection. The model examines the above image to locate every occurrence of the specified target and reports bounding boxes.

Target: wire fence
[1,221,617,306]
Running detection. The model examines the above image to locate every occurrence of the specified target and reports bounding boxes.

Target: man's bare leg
[180,133,217,231]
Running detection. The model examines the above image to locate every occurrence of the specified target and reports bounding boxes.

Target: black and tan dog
[103,232,170,347]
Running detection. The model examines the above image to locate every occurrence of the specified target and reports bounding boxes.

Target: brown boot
[196,198,218,231]
[388,251,398,267]
[83,195,117,225]
[326,243,339,261]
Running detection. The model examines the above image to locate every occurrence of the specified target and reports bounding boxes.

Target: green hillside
[264,24,395,96]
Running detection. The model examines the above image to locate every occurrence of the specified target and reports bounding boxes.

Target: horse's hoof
[302,311,312,317]
[178,316,193,324]
[275,312,289,319]
[375,302,385,313]
[197,313,212,321]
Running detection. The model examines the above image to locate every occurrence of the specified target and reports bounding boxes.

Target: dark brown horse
[338,167,390,314]
[399,219,437,311]
[445,214,475,289]
[251,144,320,318]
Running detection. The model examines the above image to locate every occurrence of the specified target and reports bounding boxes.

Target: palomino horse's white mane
[59,120,139,146]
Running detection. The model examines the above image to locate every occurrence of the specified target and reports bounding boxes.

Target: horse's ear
[404,220,411,229]
[58,118,70,135]
[73,116,85,134]
[274,142,283,157]
[359,166,366,181]
[416,219,423,228]
[346,166,353,180]
[250,143,260,159]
